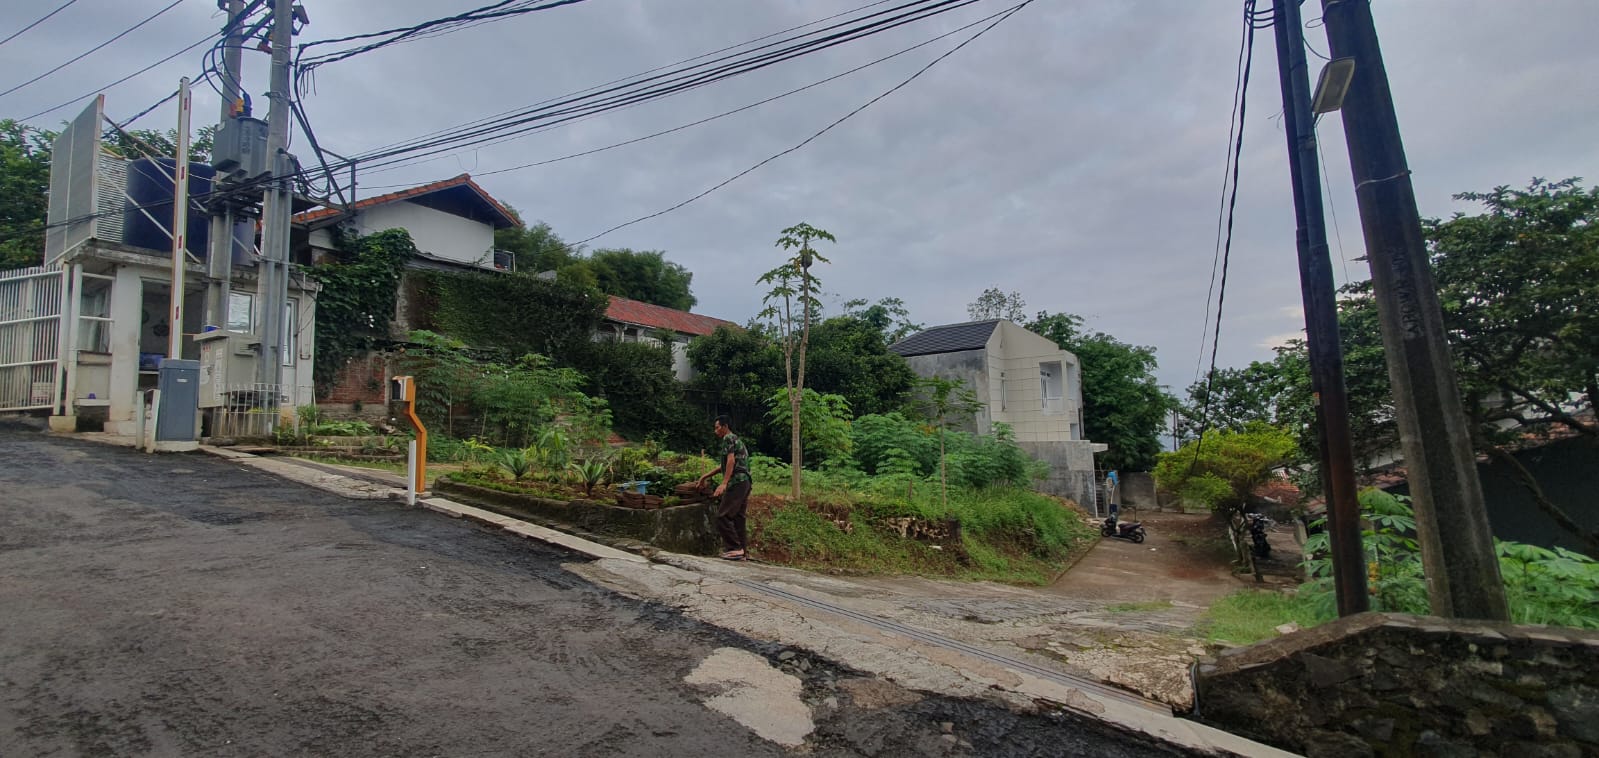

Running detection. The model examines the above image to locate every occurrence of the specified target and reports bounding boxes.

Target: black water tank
[123,158,217,255]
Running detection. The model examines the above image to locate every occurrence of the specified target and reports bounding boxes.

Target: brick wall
[319,351,389,405]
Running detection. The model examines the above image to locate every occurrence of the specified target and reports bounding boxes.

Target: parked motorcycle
[1101,504,1146,543]
[1245,513,1273,558]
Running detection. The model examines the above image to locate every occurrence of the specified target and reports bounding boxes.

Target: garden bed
[434,477,718,556]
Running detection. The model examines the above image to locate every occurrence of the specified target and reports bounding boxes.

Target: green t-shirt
[719,432,751,484]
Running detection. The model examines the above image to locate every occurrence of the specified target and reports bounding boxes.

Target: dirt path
[1044,510,1247,608]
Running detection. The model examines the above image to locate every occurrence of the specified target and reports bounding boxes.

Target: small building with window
[3,99,319,435]
[889,319,1103,505]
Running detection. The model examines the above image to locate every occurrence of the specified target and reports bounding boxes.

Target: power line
[18,3,269,124]
[353,0,904,179]
[0,0,186,99]
[360,3,1007,188]
[573,0,1034,247]
[344,0,980,174]
[17,36,211,124]
[0,0,84,48]
[1193,0,1256,391]
[295,0,591,73]
[1188,0,1261,460]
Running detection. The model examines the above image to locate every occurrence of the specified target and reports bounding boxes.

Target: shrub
[1301,489,1599,629]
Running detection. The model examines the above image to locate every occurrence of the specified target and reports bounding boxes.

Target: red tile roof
[291,173,520,227]
[604,295,736,337]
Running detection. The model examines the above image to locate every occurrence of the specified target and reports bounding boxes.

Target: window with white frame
[77,274,114,353]
[227,292,253,333]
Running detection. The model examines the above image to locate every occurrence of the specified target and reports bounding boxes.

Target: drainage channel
[733,579,1170,714]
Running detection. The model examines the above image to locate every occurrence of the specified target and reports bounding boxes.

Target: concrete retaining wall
[1018,439,1099,508]
[1194,612,1599,757]
[435,477,719,555]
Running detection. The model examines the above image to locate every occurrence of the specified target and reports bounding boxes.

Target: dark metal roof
[889,320,1000,357]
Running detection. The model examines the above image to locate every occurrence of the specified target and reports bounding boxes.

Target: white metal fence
[211,382,288,438]
[0,266,65,412]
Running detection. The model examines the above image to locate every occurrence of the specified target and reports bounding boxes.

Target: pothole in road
[684,647,814,747]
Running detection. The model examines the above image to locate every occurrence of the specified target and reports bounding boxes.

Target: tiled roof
[889,320,1000,357]
[604,295,737,337]
[291,174,520,228]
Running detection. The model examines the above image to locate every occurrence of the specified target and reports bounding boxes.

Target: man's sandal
[720,550,746,561]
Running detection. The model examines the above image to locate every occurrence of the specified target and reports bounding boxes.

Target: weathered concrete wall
[436,478,719,555]
[1120,472,1158,509]
[1019,440,1098,508]
[902,350,989,434]
[1194,612,1599,758]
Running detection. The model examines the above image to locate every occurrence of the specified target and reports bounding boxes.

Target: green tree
[802,311,917,417]
[758,222,835,499]
[1154,424,1298,565]
[0,119,53,269]
[765,388,852,466]
[493,215,582,275]
[841,296,923,344]
[967,287,1027,322]
[1029,311,1173,471]
[575,338,704,449]
[1427,178,1599,441]
[587,248,696,311]
[911,375,983,507]
[105,125,216,163]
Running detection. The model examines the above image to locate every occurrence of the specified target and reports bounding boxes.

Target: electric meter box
[196,331,259,408]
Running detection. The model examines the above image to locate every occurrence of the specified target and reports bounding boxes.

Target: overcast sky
[5,0,1598,401]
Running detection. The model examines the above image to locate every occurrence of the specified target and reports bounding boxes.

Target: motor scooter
[1100,503,1146,543]
[1245,513,1273,558]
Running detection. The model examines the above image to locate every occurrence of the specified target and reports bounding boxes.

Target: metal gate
[0,265,65,412]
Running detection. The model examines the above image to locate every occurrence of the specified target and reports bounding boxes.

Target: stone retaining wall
[435,477,718,556]
[1193,612,1599,757]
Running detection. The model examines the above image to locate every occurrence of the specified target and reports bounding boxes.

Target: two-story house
[890,319,1104,505]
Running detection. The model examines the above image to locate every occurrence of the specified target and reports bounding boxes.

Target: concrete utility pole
[1319,0,1508,620]
[169,77,193,359]
[205,0,246,330]
[256,0,294,387]
[1270,0,1367,616]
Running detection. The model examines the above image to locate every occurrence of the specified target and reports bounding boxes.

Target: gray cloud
[5,0,1597,404]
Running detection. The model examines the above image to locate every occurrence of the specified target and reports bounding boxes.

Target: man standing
[698,415,752,561]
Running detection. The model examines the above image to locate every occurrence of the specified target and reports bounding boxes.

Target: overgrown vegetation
[394,330,610,448]
[1199,489,1599,644]
[1153,424,1297,569]
[305,229,416,391]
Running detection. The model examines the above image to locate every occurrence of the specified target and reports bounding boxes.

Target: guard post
[390,375,427,501]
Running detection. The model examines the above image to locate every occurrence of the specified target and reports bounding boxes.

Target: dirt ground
[1042,509,1251,606]
[0,427,1190,757]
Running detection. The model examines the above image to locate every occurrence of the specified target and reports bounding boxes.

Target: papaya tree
[757,222,835,499]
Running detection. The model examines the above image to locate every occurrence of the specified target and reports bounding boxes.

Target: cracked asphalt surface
[0,427,1187,757]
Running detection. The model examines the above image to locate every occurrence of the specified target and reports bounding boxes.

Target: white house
[293,173,520,271]
[890,319,1104,505]
[598,295,737,382]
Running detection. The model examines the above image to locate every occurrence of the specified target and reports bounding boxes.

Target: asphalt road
[0,427,1187,757]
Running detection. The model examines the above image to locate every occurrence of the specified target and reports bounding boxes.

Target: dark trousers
[716,479,752,552]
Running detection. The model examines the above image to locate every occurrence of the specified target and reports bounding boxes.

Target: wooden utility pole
[1319,0,1508,619]
[1270,0,1367,616]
